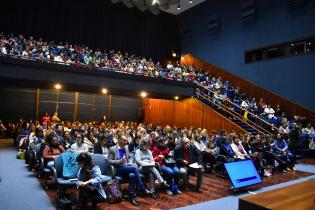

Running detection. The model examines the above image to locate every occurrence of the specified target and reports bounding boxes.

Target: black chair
[39,157,53,190]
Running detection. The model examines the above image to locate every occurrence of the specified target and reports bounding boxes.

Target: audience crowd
[1,112,313,208]
[194,72,315,144]
[0,32,199,82]
[1,32,313,139]
[0,32,314,209]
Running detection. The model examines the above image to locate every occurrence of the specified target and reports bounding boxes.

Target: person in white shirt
[264,105,277,119]
[230,137,250,160]
[1,45,7,54]
[71,134,90,153]
[241,100,249,109]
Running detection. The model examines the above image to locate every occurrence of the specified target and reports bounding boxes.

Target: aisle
[0,147,55,210]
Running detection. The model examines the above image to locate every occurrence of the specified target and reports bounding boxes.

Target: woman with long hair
[42,135,65,168]
[135,138,169,199]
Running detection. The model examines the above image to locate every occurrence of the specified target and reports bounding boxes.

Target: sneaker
[165,190,173,195]
[292,167,296,171]
[176,190,182,195]
[150,192,158,199]
[161,181,170,188]
[264,170,271,177]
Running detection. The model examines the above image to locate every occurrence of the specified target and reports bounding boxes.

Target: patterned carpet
[297,158,315,166]
[42,169,313,210]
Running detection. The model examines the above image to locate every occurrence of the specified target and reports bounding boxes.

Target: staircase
[194,84,276,135]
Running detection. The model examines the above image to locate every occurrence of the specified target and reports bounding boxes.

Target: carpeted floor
[43,169,313,210]
[297,158,315,165]
[0,147,55,210]
[1,138,314,210]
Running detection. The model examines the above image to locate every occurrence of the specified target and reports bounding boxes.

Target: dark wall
[178,0,315,111]
[0,0,180,62]
[0,87,142,122]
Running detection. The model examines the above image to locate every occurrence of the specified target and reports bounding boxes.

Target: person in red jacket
[42,112,51,125]
[152,137,181,195]
[43,135,65,168]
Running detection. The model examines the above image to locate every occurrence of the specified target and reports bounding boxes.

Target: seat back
[54,155,64,178]
[91,154,110,175]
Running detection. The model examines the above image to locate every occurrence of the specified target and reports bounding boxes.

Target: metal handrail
[197,91,271,135]
[195,81,279,132]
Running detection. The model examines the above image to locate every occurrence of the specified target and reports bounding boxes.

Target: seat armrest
[39,157,45,172]
[51,167,58,183]
[107,165,115,177]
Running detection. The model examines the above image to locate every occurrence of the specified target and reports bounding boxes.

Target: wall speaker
[241,0,256,23]
[207,14,220,34]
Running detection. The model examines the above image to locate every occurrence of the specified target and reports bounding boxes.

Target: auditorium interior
[0,0,315,210]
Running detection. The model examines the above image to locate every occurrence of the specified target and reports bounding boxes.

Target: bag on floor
[17,150,26,160]
[105,179,122,203]
[56,197,72,210]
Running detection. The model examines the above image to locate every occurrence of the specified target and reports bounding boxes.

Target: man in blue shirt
[108,136,149,206]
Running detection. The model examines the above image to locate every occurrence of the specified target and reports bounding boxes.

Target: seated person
[230,136,250,160]
[60,131,75,150]
[273,133,296,170]
[42,135,66,168]
[194,134,216,169]
[309,138,315,150]
[108,135,149,206]
[135,138,169,199]
[93,134,109,158]
[219,136,237,162]
[71,134,89,154]
[153,137,181,195]
[243,135,271,177]
[174,137,203,192]
[76,152,106,210]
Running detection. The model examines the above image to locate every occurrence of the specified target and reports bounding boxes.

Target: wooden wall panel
[144,97,246,133]
[180,54,315,126]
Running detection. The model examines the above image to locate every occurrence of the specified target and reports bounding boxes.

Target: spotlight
[177,4,180,10]
[172,52,177,57]
[152,0,159,5]
[189,0,192,3]
[54,83,62,90]
[102,88,108,94]
[140,91,147,98]
[175,96,179,100]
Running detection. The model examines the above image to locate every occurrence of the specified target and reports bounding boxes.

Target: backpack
[105,179,122,203]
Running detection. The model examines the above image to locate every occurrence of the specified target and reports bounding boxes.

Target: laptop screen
[224,160,263,189]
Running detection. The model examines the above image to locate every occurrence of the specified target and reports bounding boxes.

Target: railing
[196,91,271,135]
[0,53,192,82]
[195,82,279,134]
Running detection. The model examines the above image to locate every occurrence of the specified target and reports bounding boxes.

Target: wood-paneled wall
[180,54,315,126]
[143,98,246,133]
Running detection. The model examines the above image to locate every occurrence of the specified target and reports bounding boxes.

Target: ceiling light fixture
[102,88,108,94]
[54,83,62,90]
[152,0,159,6]
[140,91,147,98]
[189,0,193,3]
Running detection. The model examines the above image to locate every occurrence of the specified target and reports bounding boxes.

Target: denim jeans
[160,165,180,185]
[116,165,145,195]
